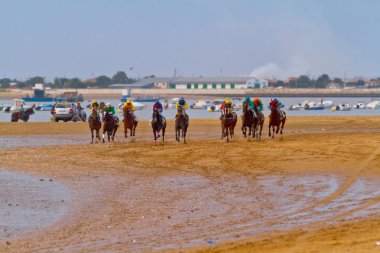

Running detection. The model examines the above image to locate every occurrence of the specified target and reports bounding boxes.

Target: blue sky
[1,0,380,80]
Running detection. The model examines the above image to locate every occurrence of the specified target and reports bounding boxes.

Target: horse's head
[152,109,160,123]
[92,109,98,118]
[26,107,35,115]
[242,101,249,113]
[177,105,183,114]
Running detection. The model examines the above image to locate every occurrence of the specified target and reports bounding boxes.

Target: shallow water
[0,97,379,122]
[0,170,70,240]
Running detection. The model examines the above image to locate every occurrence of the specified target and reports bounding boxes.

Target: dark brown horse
[151,109,166,145]
[221,107,237,142]
[175,105,189,143]
[123,108,138,138]
[241,101,256,138]
[268,104,286,139]
[88,110,101,144]
[253,110,265,140]
[102,111,119,147]
[11,105,35,122]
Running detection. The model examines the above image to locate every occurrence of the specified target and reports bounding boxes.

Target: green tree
[66,78,81,88]
[25,76,45,87]
[317,74,330,84]
[112,71,128,84]
[96,75,112,87]
[0,78,12,88]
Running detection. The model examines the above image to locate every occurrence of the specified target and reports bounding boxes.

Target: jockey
[104,103,116,115]
[123,99,137,121]
[220,98,233,118]
[175,96,189,119]
[153,99,165,125]
[90,100,99,113]
[242,96,254,110]
[153,99,163,114]
[270,98,285,118]
[253,98,263,112]
[90,100,100,120]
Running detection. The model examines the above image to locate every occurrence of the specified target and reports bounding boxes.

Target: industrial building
[111,77,269,89]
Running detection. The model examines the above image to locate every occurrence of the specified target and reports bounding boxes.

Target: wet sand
[0,117,379,252]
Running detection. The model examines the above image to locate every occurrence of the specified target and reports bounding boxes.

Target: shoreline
[1,88,380,100]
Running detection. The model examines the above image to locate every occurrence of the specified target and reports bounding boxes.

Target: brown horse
[11,105,35,122]
[221,107,237,142]
[268,104,286,139]
[175,105,189,143]
[151,109,166,145]
[88,110,101,144]
[241,101,256,138]
[123,108,138,138]
[253,110,265,140]
[102,111,119,147]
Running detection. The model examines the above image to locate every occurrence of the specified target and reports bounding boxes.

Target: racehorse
[151,108,166,145]
[252,110,265,140]
[102,111,119,147]
[88,110,101,144]
[268,101,286,139]
[221,107,237,142]
[241,101,256,138]
[11,105,35,122]
[175,105,189,143]
[123,108,138,138]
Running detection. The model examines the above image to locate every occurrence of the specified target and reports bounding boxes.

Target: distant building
[111,77,268,90]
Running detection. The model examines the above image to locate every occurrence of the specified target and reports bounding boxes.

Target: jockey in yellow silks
[123,99,137,121]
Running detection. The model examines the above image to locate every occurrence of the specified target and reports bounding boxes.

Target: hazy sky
[1,0,380,80]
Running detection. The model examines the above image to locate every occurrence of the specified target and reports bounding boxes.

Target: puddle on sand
[0,170,70,240]
[0,135,88,150]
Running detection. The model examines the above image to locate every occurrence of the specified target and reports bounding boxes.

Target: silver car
[52,102,87,122]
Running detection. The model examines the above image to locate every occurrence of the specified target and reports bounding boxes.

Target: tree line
[0,71,138,89]
[271,74,379,88]
[1,72,379,89]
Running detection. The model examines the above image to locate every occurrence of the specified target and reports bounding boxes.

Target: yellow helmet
[225,98,231,104]
[126,99,131,104]
[92,99,98,104]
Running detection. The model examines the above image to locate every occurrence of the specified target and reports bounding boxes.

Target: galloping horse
[151,109,166,144]
[252,109,265,140]
[175,105,189,143]
[123,108,138,138]
[221,107,237,142]
[241,101,256,138]
[102,111,119,147]
[11,105,35,122]
[268,102,286,139]
[88,110,101,144]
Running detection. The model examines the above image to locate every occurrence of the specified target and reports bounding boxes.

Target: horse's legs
[102,131,106,143]
[259,121,264,140]
[91,129,94,144]
[268,123,272,137]
[125,127,128,138]
[242,125,246,138]
[153,129,157,144]
[97,129,100,141]
[280,118,286,134]
[162,127,165,144]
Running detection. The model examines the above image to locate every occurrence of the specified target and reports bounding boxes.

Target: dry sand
[0,116,379,252]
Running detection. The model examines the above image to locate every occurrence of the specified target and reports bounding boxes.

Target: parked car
[52,102,87,122]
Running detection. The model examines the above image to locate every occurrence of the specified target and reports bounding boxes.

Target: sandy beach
[0,116,379,252]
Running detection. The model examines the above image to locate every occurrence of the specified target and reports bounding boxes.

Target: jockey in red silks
[220,98,233,117]
[270,98,285,118]
[153,99,163,113]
